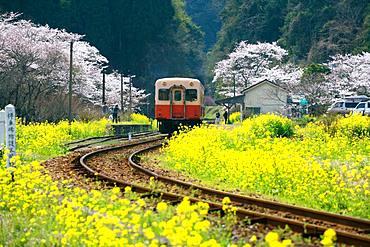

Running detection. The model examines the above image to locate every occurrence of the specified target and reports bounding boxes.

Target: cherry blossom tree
[291,53,370,115]
[0,13,146,121]
[213,41,302,97]
[325,52,370,96]
[104,72,147,112]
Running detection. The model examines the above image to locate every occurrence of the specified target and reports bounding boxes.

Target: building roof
[241,79,288,94]
[215,95,244,105]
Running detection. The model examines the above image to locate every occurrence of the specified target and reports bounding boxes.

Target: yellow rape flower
[265,231,279,243]
[323,228,336,241]
[156,202,168,212]
[249,235,257,242]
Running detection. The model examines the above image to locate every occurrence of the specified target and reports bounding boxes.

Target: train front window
[158,89,169,101]
[185,89,197,102]
[174,90,182,101]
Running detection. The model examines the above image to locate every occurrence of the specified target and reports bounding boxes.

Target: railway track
[66,131,160,151]
[79,137,370,246]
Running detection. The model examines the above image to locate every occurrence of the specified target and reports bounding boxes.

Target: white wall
[244,82,287,114]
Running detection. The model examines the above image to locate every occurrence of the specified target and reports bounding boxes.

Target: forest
[0,0,205,94]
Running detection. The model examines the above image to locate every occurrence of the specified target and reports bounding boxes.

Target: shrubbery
[130,113,150,124]
[228,112,241,124]
[17,119,110,160]
[333,113,370,138]
[242,114,295,138]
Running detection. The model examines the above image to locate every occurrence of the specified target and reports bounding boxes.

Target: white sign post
[0,110,5,146]
[5,105,16,168]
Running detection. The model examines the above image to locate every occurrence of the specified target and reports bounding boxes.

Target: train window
[185,89,198,101]
[174,90,182,101]
[158,89,169,100]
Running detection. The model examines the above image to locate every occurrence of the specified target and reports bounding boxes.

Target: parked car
[353,101,370,116]
[327,101,360,115]
[327,95,370,115]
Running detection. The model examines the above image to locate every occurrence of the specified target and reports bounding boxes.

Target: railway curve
[78,136,370,246]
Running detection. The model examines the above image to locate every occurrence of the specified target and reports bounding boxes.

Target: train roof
[155,77,203,88]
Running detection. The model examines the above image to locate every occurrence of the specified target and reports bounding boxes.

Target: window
[158,89,169,101]
[345,102,358,108]
[185,89,198,101]
[334,102,343,108]
[174,90,182,101]
[357,103,365,109]
[245,107,261,116]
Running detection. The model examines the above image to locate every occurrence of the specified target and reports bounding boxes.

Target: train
[155,77,205,133]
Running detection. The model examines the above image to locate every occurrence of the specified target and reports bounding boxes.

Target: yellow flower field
[17,119,110,160]
[0,155,309,246]
[0,116,344,245]
[161,114,370,218]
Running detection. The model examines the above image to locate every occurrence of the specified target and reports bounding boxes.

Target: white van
[327,95,370,115]
[327,101,360,114]
[353,101,370,116]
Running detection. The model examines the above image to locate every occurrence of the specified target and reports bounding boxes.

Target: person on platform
[215,111,221,124]
[223,110,228,124]
[112,104,119,123]
[102,102,109,117]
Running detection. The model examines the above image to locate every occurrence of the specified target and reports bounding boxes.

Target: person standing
[223,111,228,124]
[215,111,221,124]
[102,102,109,117]
[112,104,119,123]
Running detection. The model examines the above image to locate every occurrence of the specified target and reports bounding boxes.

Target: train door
[170,87,185,119]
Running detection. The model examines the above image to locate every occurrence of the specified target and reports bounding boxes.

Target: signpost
[3,105,16,168]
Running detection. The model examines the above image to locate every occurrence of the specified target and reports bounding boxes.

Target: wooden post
[5,104,16,168]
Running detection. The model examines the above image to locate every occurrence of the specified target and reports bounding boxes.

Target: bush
[130,113,150,124]
[242,114,295,138]
[333,114,370,138]
[229,112,241,124]
[293,115,317,127]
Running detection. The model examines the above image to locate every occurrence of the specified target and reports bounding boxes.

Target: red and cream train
[155,77,204,133]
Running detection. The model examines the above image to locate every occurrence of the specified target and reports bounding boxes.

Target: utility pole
[68,41,73,123]
[233,74,236,97]
[120,74,124,112]
[129,75,132,116]
[102,72,106,104]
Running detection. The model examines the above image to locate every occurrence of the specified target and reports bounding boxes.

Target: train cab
[155,77,204,133]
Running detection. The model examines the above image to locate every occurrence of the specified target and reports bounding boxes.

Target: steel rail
[66,135,115,146]
[68,131,159,151]
[128,143,370,246]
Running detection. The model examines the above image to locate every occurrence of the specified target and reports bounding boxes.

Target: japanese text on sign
[5,104,16,168]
